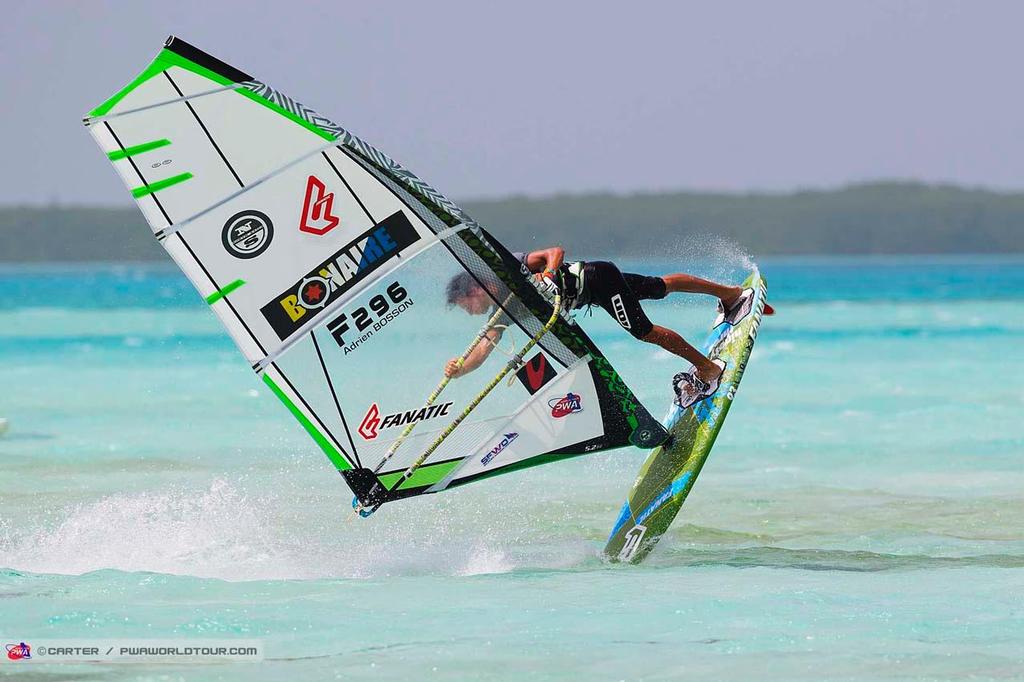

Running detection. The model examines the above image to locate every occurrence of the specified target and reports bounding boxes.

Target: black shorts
[582,261,667,338]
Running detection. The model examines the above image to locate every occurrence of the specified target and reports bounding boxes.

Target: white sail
[85,37,665,507]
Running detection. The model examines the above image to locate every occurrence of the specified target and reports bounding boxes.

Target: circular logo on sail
[298,276,331,309]
[222,210,273,259]
[548,392,583,418]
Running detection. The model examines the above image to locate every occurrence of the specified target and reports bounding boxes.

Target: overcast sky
[3,0,1022,205]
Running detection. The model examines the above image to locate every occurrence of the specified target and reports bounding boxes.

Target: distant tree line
[3,182,1022,262]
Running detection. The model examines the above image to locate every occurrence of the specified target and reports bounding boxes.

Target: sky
[2,0,1022,205]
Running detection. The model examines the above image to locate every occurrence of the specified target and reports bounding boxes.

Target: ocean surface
[1,254,1023,681]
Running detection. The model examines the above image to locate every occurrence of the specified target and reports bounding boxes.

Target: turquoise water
[1,255,1023,680]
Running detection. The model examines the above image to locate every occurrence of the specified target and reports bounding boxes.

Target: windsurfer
[444,247,773,408]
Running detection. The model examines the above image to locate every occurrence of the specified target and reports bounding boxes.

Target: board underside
[604,269,768,563]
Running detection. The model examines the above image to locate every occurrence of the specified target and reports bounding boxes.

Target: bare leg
[662,272,775,315]
[641,324,721,383]
[661,273,742,304]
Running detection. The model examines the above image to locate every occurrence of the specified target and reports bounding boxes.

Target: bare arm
[523,247,565,276]
[444,327,503,378]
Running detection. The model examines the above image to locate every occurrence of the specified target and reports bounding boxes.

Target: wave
[0,480,590,581]
[645,546,1024,572]
[4,478,1022,582]
[755,325,1024,340]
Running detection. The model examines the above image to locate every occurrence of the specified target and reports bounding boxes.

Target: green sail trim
[380,451,595,494]
[108,138,171,160]
[205,279,246,304]
[234,89,336,142]
[262,375,351,472]
[378,459,461,491]
[88,47,236,118]
[88,58,175,118]
[88,46,335,143]
[160,46,335,140]
[131,172,193,198]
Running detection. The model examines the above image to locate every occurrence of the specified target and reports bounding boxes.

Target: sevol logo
[480,432,519,466]
[6,642,31,661]
[299,175,340,235]
[358,401,454,441]
[618,524,647,561]
[548,392,583,418]
[610,294,631,329]
[221,210,273,259]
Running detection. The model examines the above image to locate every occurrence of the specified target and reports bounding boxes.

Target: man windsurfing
[445,247,773,409]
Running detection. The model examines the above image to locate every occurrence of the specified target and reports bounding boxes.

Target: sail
[84,36,665,508]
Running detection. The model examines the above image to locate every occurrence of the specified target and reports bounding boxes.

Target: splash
[0,477,603,581]
[623,231,758,317]
[674,232,757,283]
[0,480,300,581]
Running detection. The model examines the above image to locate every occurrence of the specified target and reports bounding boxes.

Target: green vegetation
[3,182,1022,262]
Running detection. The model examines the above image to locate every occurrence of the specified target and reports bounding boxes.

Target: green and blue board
[604,269,768,563]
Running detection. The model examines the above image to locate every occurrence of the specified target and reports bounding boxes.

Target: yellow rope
[352,292,532,517]
[369,294,516,476]
[382,292,562,501]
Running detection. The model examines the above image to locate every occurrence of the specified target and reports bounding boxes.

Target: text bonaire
[279,226,399,323]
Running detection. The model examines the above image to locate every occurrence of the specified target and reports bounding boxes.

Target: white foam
[0,480,302,581]
[674,233,757,280]
[0,479,595,581]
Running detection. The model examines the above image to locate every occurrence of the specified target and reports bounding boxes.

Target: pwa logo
[358,402,453,441]
[617,524,647,562]
[548,392,583,418]
[6,642,31,660]
[480,432,518,466]
[299,175,340,235]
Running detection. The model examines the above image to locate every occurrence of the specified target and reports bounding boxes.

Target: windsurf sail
[84,36,666,510]
[356,292,565,515]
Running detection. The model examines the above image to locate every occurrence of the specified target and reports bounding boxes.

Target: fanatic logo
[299,175,340,235]
[358,402,453,441]
[618,524,647,561]
[358,403,381,441]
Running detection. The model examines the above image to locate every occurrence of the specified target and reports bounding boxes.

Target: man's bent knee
[637,324,659,342]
